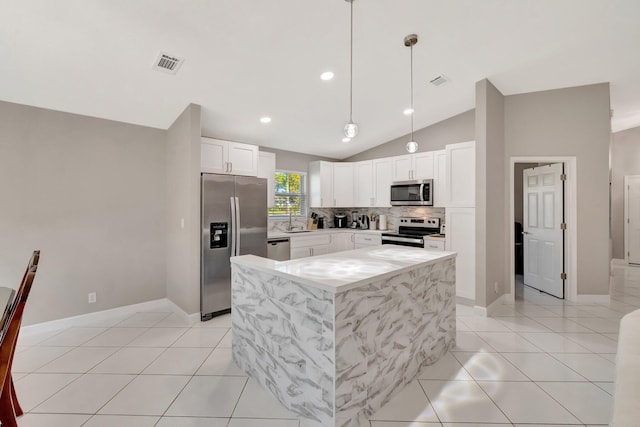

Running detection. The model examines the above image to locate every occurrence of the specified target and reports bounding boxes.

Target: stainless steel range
[381,217,444,248]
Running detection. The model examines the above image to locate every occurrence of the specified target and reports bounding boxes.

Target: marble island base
[230,246,456,427]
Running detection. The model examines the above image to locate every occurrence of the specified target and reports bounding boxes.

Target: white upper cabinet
[446,140,476,207]
[201,137,258,176]
[309,161,334,207]
[392,155,412,181]
[257,151,276,208]
[412,151,435,180]
[433,149,447,207]
[333,162,355,207]
[373,158,393,207]
[354,160,374,207]
[391,152,435,181]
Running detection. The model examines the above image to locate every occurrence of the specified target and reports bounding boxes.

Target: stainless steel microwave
[390,179,433,206]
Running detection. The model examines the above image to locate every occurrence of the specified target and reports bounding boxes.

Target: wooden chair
[0,250,40,427]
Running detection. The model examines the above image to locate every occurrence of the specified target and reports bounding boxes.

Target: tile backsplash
[269,206,445,232]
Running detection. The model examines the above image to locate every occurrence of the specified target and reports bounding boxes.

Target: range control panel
[398,217,440,228]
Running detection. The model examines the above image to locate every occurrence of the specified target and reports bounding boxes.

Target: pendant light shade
[344,0,358,140]
[404,33,418,153]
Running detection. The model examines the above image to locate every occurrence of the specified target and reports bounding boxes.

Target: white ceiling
[1,0,639,159]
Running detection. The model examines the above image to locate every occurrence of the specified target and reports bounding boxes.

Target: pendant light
[344,0,358,139]
[404,34,418,153]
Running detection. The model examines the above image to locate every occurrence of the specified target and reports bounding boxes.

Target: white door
[227,141,258,176]
[392,155,412,181]
[333,163,354,207]
[523,163,564,298]
[412,151,434,179]
[625,176,640,264]
[373,158,393,207]
[201,137,228,174]
[354,161,373,207]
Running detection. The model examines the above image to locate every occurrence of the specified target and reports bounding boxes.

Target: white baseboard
[165,298,201,324]
[474,294,508,317]
[21,298,173,337]
[575,294,611,304]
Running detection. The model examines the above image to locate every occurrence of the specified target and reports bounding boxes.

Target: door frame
[509,156,578,302]
[624,175,640,264]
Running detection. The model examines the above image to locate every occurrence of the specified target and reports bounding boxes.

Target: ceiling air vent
[429,75,448,87]
[152,52,184,74]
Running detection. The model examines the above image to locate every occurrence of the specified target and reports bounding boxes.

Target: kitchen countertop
[231,245,455,293]
[268,228,389,239]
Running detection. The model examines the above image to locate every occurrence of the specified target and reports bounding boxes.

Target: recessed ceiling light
[342,137,351,143]
[260,116,272,124]
[403,108,414,115]
[320,71,335,81]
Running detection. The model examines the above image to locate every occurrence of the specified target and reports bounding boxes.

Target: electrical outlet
[88,292,97,304]
[494,282,499,293]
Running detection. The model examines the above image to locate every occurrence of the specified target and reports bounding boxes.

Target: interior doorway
[624,175,640,264]
[522,163,565,298]
[509,157,578,302]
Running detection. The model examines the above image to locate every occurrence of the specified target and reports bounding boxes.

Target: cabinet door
[258,151,276,208]
[446,207,475,300]
[412,151,435,179]
[446,141,475,207]
[354,234,381,247]
[309,161,334,207]
[201,137,228,174]
[392,155,412,181]
[333,163,354,207]
[228,141,258,176]
[290,247,311,260]
[330,233,354,253]
[311,245,330,257]
[373,158,393,207]
[433,149,447,207]
[354,161,373,207]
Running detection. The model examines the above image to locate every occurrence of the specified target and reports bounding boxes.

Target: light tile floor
[13,264,639,427]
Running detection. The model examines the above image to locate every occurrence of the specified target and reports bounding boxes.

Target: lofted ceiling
[1,0,639,159]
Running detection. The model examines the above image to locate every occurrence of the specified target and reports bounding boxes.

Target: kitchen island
[230,246,456,427]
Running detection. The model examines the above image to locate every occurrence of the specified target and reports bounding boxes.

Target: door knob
[522,231,529,235]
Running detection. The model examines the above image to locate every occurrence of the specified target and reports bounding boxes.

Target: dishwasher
[267,238,290,261]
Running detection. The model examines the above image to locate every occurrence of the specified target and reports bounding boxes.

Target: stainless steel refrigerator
[201,173,267,320]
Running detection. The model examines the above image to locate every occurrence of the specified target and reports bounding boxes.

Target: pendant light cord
[410,42,414,142]
[349,0,354,123]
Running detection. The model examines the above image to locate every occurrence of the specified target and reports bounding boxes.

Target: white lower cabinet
[330,233,354,253]
[289,234,331,260]
[446,207,475,300]
[424,238,445,251]
[354,234,382,248]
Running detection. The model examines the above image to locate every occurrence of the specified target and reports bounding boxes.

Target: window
[268,171,307,217]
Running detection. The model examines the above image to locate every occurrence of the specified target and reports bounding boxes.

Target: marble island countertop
[231,245,455,293]
[268,227,389,239]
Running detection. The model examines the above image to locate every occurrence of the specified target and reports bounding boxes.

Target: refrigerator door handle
[234,196,241,255]
[230,196,237,257]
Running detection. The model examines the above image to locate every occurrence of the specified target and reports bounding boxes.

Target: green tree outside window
[269,171,307,216]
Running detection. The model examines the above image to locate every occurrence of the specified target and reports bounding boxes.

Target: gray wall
[475,79,506,308]
[345,110,475,162]
[503,83,611,296]
[166,104,202,315]
[611,126,640,259]
[259,147,336,173]
[0,101,167,325]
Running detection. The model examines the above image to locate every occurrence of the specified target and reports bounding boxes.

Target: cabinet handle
[229,162,233,173]
[310,248,313,256]
[370,197,375,206]
[320,198,323,206]
[334,199,336,206]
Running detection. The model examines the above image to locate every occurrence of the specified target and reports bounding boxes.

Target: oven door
[381,235,425,248]
[390,179,433,206]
